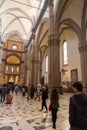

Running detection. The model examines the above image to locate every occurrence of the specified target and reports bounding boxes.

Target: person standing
[50,88,59,129]
[22,86,26,96]
[1,84,7,103]
[30,84,35,99]
[40,86,48,113]
[27,84,31,100]
[69,82,87,130]
[45,85,49,99]
[15,85,20,95]
[36,84,41,101]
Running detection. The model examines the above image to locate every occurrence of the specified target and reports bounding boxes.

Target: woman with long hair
[50,88,59,129]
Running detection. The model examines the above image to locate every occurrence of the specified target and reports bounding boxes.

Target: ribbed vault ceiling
[0,0,45,46]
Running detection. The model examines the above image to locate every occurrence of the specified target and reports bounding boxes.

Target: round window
[12,45,18,50]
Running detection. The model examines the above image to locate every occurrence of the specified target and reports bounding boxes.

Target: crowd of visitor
[0,81,86,130]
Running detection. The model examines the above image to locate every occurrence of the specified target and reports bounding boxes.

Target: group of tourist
[49,82,87,130]
[36,82,87,130]
[26,83,59,129]
[0,81,87,130]
[0,84,12,102]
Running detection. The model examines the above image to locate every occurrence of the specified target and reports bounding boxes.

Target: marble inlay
[0,92,72,130]
[0,126,13,130]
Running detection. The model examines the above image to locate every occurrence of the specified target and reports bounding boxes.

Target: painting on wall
[71,69,78,82]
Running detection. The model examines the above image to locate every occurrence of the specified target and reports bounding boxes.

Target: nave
[0,92,73,130]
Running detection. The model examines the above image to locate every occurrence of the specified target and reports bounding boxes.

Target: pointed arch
[59,18,82,42]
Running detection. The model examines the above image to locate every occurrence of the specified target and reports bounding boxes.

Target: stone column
[31,34,38,85]
[0,45,3,84]
[37,49,42,84]
[79,44,87,91]
[48,35,60,93]
[0,19,3,79]
[0,45,3,69]
[25,52,31,87]
[23,46,28,86]
[48,0,61,93]
[79,0,87,91]
[31,58,34,84]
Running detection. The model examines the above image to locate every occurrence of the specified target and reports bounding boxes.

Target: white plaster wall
[54,0,83,28]
[60,30,82,82]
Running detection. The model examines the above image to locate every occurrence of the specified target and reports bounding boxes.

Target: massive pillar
[48,35,60,92]
[23,46,28,86]
[79,0,87,91]
[0,18,3,82]
[48,0,61,92]
[25,52,31,87]
[79,44,87,91]
[31,34,38,86]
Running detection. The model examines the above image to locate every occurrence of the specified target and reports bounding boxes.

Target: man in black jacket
[40,86,48,113]
[69,82,87,130]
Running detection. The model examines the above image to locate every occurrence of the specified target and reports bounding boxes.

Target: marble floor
[0,92,73,130]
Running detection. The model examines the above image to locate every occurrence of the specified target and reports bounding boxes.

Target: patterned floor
[0,92,73,130]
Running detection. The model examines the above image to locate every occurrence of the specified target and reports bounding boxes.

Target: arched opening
[5,55,20,84]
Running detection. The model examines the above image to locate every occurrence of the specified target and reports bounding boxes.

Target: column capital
[79,42,87,52]
[32,57,38,64]
[49,34,59,40]
[48,34,60,47]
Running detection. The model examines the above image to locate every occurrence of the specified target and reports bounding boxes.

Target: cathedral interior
[0,0,87,91]
[0,0,87,129]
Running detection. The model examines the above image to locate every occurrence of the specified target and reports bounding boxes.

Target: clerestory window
[63,40,68,65]
[46,55,48,72]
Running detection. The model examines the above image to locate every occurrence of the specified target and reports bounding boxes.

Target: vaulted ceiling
[0,0,45,46]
